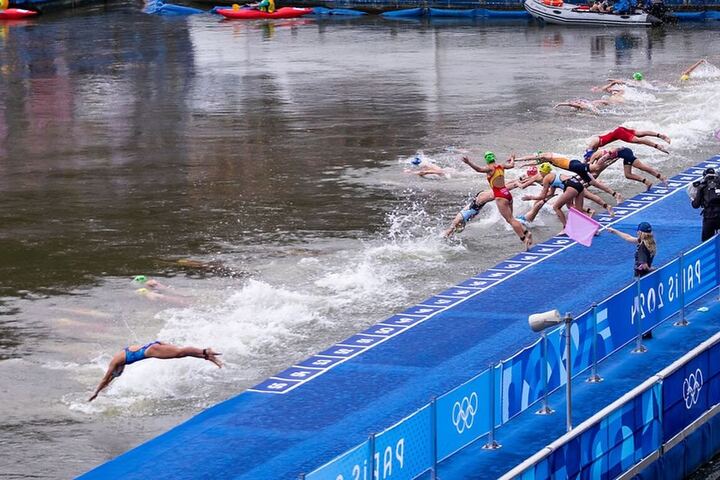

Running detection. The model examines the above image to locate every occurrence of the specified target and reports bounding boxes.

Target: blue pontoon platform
[79,156,720,480]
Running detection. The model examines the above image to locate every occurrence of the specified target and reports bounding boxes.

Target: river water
[1,5,720,478]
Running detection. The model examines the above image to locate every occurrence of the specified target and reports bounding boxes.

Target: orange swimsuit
[487,165,512,201]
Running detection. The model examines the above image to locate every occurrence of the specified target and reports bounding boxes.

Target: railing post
[632,276,648,353]
[587,303,603,383]
[483,363,502,449]
[368,433,376,480]
[675,252,690,326]
[564,313,573,432]
[430,396,438,479]
[536,331,555,415]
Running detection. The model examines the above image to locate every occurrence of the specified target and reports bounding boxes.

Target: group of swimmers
[433,59,720,247]
[555,60,712,115]
[90,60,714,402]
[439,123,670,248]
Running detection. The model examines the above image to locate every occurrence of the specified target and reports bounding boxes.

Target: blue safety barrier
[306,233,720,479]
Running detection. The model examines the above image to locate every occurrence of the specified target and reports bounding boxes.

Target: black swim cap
[704,167,716,176]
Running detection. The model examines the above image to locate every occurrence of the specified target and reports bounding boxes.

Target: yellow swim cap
[539,162,552,175]
[136,288,149,295]
[680,74,690,82]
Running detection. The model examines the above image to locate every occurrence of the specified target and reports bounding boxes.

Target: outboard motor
[645,0,675,23]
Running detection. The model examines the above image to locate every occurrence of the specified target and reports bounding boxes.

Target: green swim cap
[484,151,496,164]
[633,72,644,81]
[133,275,147,284]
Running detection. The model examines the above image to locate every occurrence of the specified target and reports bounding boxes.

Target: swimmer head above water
[484,151,496,164]
[633,72,644,81]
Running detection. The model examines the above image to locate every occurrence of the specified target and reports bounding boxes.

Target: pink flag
[563,207,601,247]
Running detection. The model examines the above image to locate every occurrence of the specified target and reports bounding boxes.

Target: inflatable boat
[524,0,661,26]
[217,6,312,19]
[0,8,38,19]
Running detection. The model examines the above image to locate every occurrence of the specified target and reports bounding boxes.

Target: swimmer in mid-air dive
[456,152,532,248]
[521,163,588,228]
[88,341,222,401]
[516,163,613,226]
[585,125,671,155]
[589,147,667,190]
[443,168,539,238]
[515,151,623,204]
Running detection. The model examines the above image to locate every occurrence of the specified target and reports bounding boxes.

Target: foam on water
[66,62,720,418]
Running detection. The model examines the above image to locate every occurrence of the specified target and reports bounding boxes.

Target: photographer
[691,168,720,241]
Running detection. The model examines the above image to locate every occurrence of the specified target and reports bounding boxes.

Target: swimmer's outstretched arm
[461,156,491,174]
[504,154,516,169]
[522,177,552,202]
[88,353,124,402]
[518,174,541,189]
[606,227,636,243]
[682,59,707,77]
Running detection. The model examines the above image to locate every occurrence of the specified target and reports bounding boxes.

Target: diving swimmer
[585,125,671,155]
[521,163,587,228]
[443,170,536,238]
[589,147,667,190]
[516,151,622,204]
[88,341,222,401]
[458,152,532,248]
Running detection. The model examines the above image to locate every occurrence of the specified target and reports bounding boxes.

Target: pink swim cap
[526,166,538,177]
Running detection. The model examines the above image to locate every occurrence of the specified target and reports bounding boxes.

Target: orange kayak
[0,8,38,19]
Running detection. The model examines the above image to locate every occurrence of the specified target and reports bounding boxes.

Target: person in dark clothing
[606,222,656,277]
[691,168,720,241]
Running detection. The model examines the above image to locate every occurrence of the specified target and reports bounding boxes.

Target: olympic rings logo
[452,392,478,434]
[683,368,704,409]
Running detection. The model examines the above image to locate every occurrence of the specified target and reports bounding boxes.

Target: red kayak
[217,6,312,19]
[0,8,38,19]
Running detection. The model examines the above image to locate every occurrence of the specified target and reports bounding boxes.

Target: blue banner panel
[596,284,636,360]
[374,406,433,480]
[662,351,710,442]
[306,440,371,480]
[540,383,661,480]
[681,237,718,305]
[636,258,681,331]
[501,339,544,422]
[436,369,492,461]
[545,326,565,393]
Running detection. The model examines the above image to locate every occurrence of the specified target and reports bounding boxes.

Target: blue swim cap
[637,222,652,233]
[410,156,422,166]
[583,149,595,161]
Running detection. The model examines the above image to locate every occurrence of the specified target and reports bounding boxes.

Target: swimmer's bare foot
[613,191,624,204]
[586,208,596,217]
[203,348,223,368]
[522,230,533,250]
[658,173,668,187]
[653,143,669,154]
[605,203,615,217]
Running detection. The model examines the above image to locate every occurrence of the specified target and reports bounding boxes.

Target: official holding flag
[606,222,656,278]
